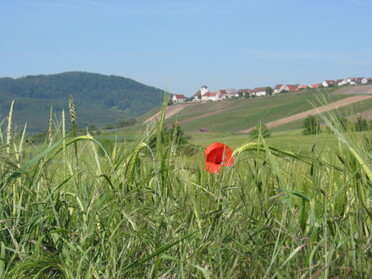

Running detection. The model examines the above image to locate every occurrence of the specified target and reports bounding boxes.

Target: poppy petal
[205,162,221,173]
[224,156,234,166]
[204,142,234,173]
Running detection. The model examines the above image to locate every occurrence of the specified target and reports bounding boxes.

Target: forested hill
[0,72,165,132]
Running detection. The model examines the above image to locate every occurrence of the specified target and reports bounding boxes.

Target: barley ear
[6,101,15,154]
[69,96,78,160]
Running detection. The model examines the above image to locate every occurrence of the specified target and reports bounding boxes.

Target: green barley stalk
[13,124,27,168]
[1,93,371,277]
[48,106,53,147]
[6,100,14,154]
[69,95,78,162]
[0,121,4,145]
[317,108,372,181]
[0,241,5,277]
[88,132,102,176]
[3,135,94,186]
[62,109,68,178]
[155,92,170,160]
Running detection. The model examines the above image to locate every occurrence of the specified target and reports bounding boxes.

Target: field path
[177,106,236,124]
[331,84,372,95]
[144,104,188,123]
[238,95,372,133]
[145,102,238,124]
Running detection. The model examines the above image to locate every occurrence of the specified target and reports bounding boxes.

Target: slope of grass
[273,96,372,131]
[166,89,343,133]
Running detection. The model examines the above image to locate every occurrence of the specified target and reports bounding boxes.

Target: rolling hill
[161,86,372,135]
[0,72,165,132]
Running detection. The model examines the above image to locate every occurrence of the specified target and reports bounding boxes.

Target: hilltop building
[172,94,186,104]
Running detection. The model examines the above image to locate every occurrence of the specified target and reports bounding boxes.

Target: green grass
[274,97,372,132]
[167,89,348,133]
[189,128,372,153]
[0,99,371,278]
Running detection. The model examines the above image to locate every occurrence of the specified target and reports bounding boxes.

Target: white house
[273,84,283,94]
[226,88,238,98]
[172,94,186,104]
[322,80,336,87]
[193,85,209,101]
[201,92,221,101]
[346,78,357,85]
[337,79,348,86]
[251,87,267,96]
[201,85,209,96]
[218,89,229,99]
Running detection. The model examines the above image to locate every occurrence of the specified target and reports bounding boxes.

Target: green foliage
[327,117,350,133]
[105,124,114,130]
[303,115,320,135]
[249,122,272,138]
[87,124,97,132]
[265,86,273,96]
[0,72,164,132]
[97,138,114,156]
[149,123,191,148]
[355,114,369,131]
[116,118,137,128]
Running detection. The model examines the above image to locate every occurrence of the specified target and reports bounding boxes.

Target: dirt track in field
[177,107,236,124]
[145,103,238,124]
[144,104,188,123]
[238,95,372,133]
[330,84,372,95]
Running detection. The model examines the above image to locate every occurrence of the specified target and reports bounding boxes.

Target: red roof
[203,92,219,97]
[193,90,201,96]
[287,84,300,91]
[238,89,252,93]
[274,84,283,89]
[311,83,322,89]
[174,94,186,99]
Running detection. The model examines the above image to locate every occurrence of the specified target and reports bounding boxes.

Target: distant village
[171,77,372,105]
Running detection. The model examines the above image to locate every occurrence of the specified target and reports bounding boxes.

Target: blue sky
[1,0,371,96]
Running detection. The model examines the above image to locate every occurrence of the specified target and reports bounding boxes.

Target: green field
[166,89,348,133]
[1,95,371,278]
[161,88,372,138]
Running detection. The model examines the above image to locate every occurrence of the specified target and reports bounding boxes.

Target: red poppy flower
[204,143,234,173]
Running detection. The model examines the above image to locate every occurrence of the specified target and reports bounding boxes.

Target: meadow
[0,98,371,278]
[165,89,345,133]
